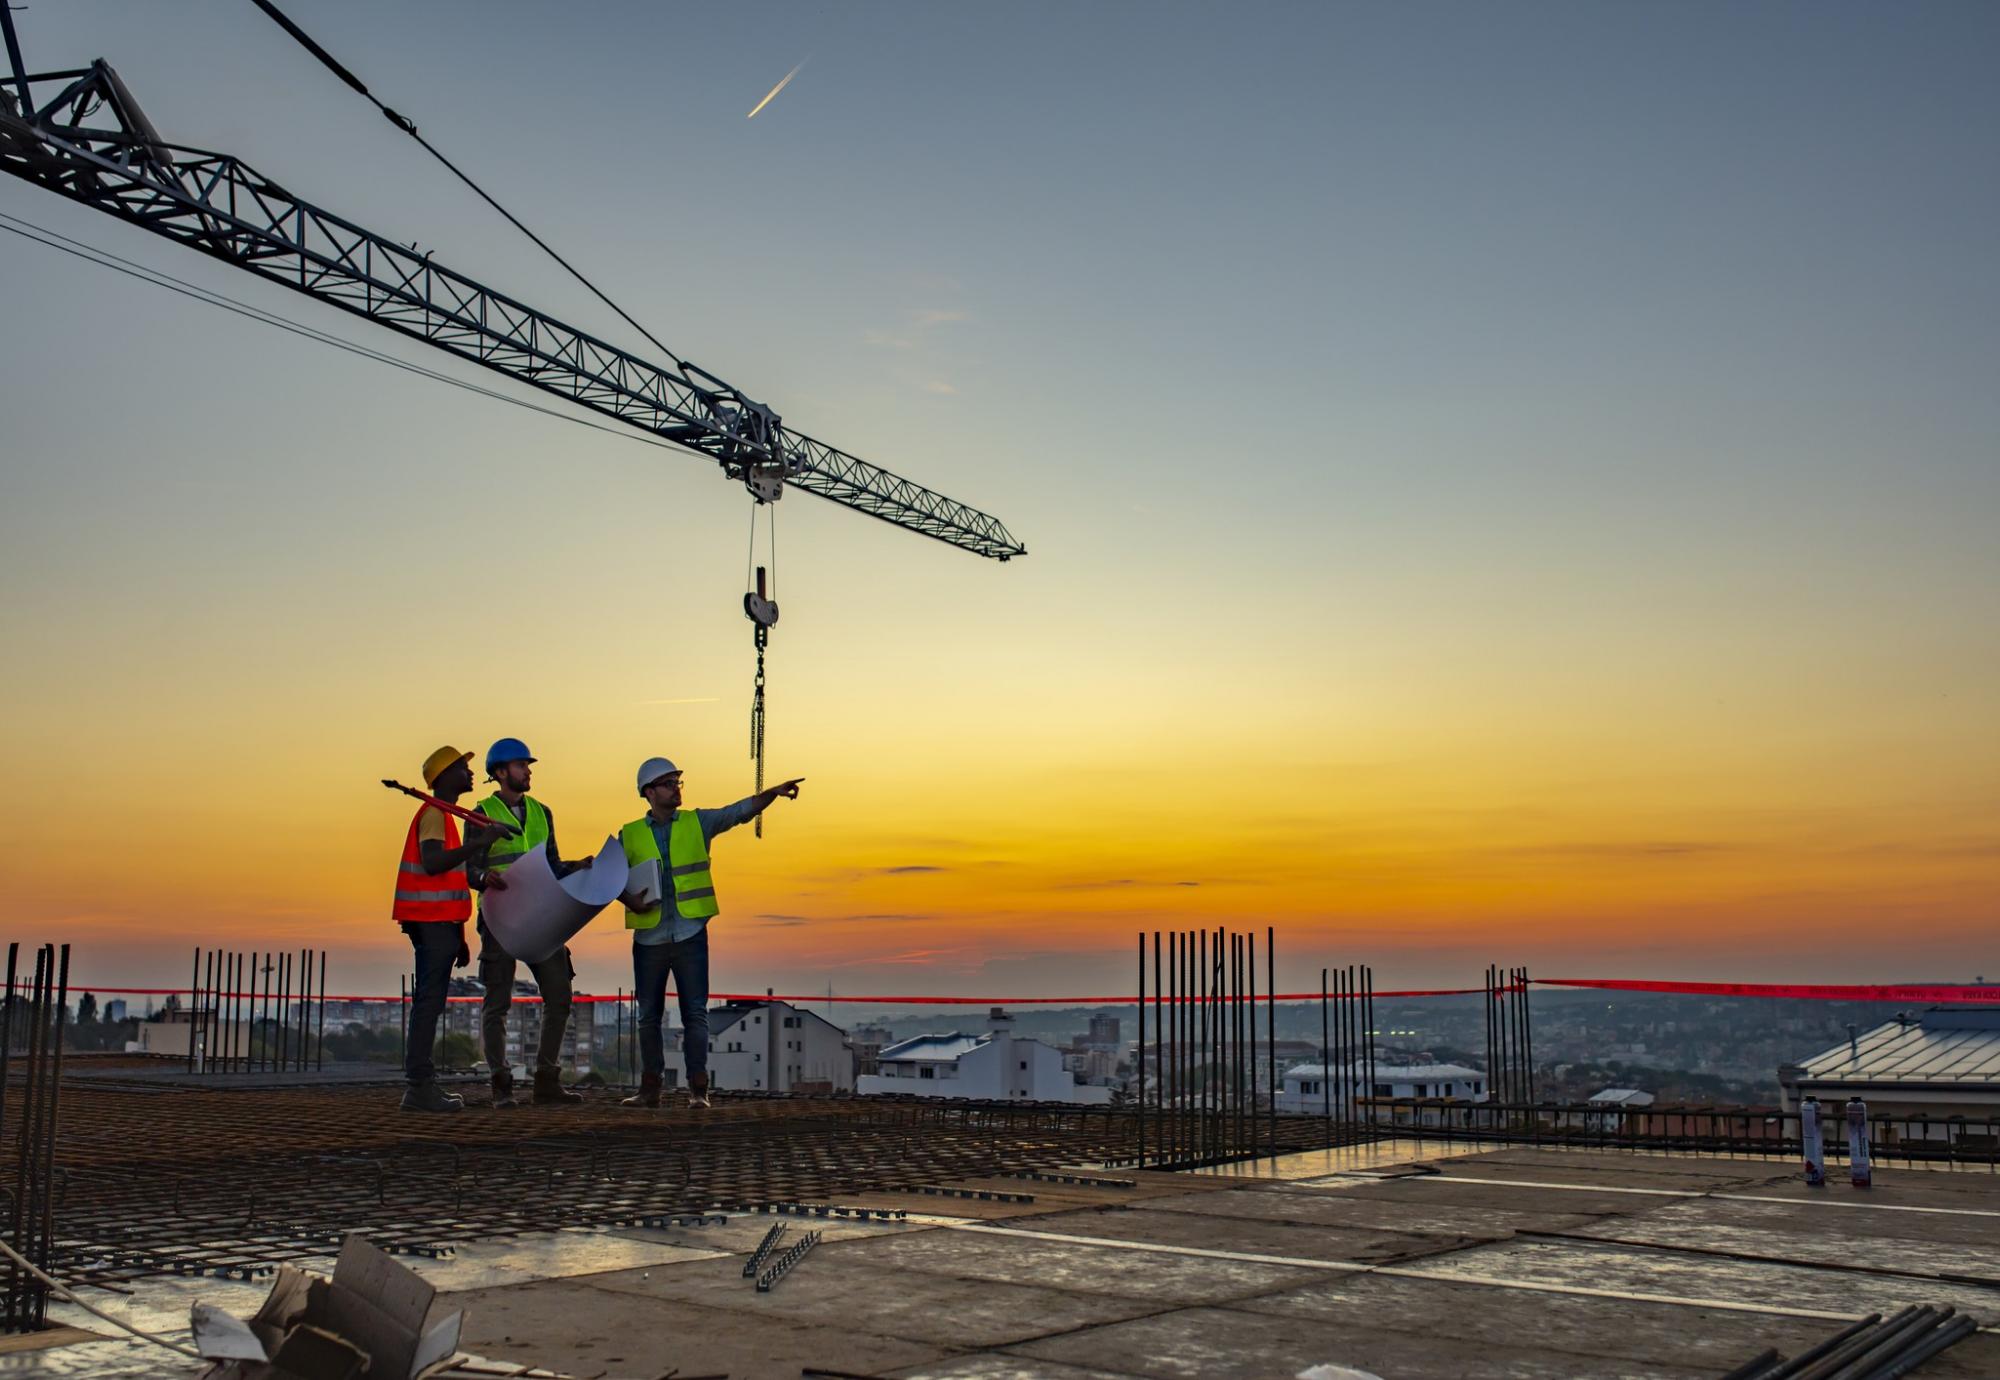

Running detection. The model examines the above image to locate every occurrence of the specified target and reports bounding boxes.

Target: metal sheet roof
[1798,1008,2000,1086]
[879,1034,989,1062]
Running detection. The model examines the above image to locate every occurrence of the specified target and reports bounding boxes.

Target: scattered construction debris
[192,1235,461,1380]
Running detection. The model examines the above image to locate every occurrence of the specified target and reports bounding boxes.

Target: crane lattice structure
[0,42,1024,561]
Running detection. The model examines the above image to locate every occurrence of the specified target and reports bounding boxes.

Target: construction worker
[618,757,803,1108]
[393,746,504,1113]
[469,737,593,1108]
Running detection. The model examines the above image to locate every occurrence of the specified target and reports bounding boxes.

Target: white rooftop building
[856,1008,1111,1104]
[708,999,855,1093]
[1780,1007,2000,1122]
[1276,1062,1486,1119]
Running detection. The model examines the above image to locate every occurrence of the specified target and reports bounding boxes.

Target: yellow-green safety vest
[476,794,550,875]
[619,812,718,930]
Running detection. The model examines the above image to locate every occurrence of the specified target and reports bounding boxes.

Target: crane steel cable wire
[0,210,686,454]
[247,0,696,375]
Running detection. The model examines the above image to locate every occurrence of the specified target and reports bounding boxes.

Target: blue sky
[1,2,1994,997]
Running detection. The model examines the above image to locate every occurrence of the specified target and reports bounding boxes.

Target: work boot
[400,1082,464,1114]
[533,1069,584,1105]
[490,1072,518,1109]
[621,1073,662,1109]
[687,1072,712,1109]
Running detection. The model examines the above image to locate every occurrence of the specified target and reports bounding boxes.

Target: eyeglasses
[642,777,684,792]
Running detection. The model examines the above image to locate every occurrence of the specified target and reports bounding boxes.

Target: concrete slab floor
[6,1145,1999,1379]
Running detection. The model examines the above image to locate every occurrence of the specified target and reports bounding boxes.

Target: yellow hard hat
[422,745,472,788]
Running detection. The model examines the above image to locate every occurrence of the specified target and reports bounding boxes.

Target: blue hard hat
[485,738,536,776]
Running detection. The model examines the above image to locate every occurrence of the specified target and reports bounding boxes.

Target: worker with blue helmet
[468,736,593,1108]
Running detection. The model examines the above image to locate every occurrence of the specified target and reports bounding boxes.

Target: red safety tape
[1535,978,2000,1005]
[66,985,1484,1005]
[64,979,2000,1006]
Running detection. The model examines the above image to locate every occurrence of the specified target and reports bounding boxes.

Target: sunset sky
[2,2,1994,1005]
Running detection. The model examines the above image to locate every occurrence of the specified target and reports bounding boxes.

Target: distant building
[858,1008,1111,1104]
[848,1022,895,1077]
[1780,1007,2000,1126]
[491,980,585,1077]
[131,1009,252,1061]
[707,1000,854,1093]
[1572,1087,1655,1132]
[103,999,127,1023]
[1276,1061,1486,1119]
[1082,1014,1121,1050]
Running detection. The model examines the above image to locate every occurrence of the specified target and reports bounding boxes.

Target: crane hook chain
[750,623,768,838]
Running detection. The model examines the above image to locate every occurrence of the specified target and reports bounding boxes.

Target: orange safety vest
[391,805,472,923]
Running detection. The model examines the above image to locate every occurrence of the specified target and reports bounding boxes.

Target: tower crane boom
[0,54,1026,560]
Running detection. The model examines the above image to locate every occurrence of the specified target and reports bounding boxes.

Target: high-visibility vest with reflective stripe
[392,806,472,923]
[619,812,718,930]
[476,794,549,875]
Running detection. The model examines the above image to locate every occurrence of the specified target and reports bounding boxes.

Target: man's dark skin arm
[418,829,489,876]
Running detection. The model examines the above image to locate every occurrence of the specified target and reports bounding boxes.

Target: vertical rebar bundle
[1484,964,1536,1114]
[1311,963,1376,1137]
[2,942,68,1332]
[1135,928,1359,1169]
[186,946,329,1075]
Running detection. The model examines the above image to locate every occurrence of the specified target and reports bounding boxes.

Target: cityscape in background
[61,977,1997,1111]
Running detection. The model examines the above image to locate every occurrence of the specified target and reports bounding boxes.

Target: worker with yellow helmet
[390,745,505,1113]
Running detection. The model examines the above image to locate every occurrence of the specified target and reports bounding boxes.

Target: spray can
[1800,1096,1825,1186]
[1845,1096,1872,1188]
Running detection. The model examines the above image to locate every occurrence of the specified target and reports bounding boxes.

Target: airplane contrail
[747,60,807,119]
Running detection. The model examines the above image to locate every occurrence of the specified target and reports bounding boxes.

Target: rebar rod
[1151,931,1162,1166]
[317,950,328,1071]
[1245,929,1257,1158]
[1197,927,1209,1162]
[1266,927,1277,1155]
[1136,932,1146,1168]
[1363,965,1376,1134]
[1320,967,1331,1138]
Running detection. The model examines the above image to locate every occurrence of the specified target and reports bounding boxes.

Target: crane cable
[247,0,695,376]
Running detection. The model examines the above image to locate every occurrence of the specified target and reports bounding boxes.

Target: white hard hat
[636,756,681,792]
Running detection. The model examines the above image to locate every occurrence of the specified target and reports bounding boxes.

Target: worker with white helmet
[617,756,802,1108]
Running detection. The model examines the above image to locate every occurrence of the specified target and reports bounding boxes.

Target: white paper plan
[478,833,629,963]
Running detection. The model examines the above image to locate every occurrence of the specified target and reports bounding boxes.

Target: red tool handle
[379,779,521,836]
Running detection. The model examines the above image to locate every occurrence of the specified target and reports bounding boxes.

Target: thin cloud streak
[746,60,807,119]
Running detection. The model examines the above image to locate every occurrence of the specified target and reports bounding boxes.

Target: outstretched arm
[702,779,805,839]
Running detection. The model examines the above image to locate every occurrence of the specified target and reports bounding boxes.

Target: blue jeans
[634,927,709,1082]
[401,921,461,1085]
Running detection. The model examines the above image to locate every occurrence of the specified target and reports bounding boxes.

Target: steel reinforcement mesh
[18,1080,1364,1287]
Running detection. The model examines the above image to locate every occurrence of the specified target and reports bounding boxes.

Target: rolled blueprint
[480,834,629,963]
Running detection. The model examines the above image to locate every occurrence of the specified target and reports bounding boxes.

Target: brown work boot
[490,1072,518,1109]
[621,1073,662,1108]
[687,1071,712,1109]
[533,1069,583,1105]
